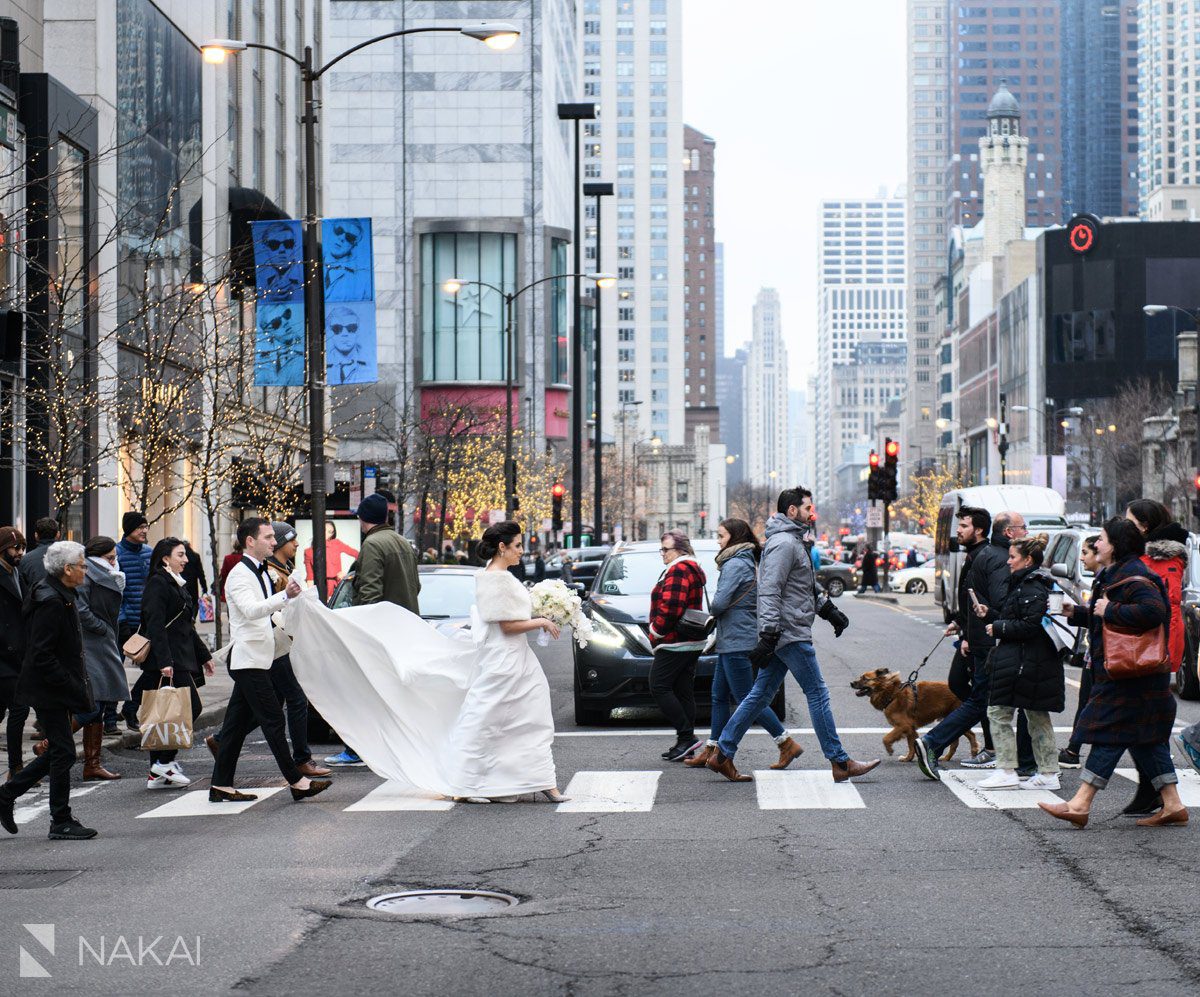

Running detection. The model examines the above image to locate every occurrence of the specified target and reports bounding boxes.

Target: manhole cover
[366,890,519,915]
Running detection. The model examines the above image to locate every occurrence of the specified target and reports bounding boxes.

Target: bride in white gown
[282,521,569,803]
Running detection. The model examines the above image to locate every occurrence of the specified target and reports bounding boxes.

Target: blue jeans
[711,653,785,742]
[1082,742,1178,790]
[74,700,115,726]
[718,642,848,763]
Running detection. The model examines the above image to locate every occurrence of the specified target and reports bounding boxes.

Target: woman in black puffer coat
[974,533,1064,791]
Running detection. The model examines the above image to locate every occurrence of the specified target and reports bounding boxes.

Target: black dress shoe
[209,787,258,803]
[0,797,16,835]
[290,779,331,802]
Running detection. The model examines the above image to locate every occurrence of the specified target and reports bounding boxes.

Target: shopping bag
[138,681,194,751]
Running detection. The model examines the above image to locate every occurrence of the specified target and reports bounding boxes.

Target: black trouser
[0,707,76,824]
[649,648,701,741]
[0,676,29,773]
[211,668,303,786]
[270,654,311,765]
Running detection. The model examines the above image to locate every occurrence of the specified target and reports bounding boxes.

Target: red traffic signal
[885,439,900,460]
[868,450,879,469]
[698,509,708,519]
[551,482,565,499]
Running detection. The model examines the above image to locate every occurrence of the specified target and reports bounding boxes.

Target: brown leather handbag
[1101,577,1170,679]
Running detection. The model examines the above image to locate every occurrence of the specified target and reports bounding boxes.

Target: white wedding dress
[282,568,557,799]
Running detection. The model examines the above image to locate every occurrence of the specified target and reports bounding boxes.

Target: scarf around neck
[716,541,757,568]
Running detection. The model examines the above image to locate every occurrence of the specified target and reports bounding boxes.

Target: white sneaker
[148,762,191,788]
[1021,772,1061,791]
[977,770,1020,790]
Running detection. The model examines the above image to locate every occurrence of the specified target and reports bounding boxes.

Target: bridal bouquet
[529,579,593,648]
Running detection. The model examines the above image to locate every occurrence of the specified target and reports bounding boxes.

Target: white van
[934,485,1068,621]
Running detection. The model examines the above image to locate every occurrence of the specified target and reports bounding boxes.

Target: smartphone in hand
[968,588,980,609]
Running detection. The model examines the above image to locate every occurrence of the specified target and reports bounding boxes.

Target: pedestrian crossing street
[106,766,1200,820]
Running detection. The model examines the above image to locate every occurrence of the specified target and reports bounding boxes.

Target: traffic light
[551,481,565,531]
[882,438,900,503]
[867,449,880,500]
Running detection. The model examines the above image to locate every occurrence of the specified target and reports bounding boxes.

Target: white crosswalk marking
[136,787,285,818]
[343,782,454,812]
[753,770,866,809]
[941,770,1061,809]
[13,784,103,825]
[1115,768,1200,806]
[556,771,660,813]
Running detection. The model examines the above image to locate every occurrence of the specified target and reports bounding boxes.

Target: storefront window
[421,232,517,382]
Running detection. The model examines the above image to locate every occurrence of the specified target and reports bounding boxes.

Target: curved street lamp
[443,273,615,518]
[201,21,520,594]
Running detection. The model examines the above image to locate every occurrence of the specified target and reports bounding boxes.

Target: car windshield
[594,549,719,597]
[417,573,477,619]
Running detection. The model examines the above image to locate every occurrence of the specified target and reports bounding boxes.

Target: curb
[852,593,900,605]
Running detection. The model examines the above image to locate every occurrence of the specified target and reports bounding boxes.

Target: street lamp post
[629,434,662,541]
[558,102,598,549]
[201,21,519,594]
[583,181,613,543]
[619,400,642,539]
[444,272,614,519]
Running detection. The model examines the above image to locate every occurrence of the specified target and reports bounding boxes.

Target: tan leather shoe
[769,737,804,770]
[1136,807,1188,827]
[684,744,715,768]
[831,757,881,783]
[1038,801,1089,828]
[706,750,753,782]
[297,761,332,778]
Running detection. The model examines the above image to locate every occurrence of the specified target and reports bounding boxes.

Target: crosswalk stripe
[556,771,660,813]
[343,782,455,812]
[135,787,285,818]
[1115,768,1200,806]
[753,770,866,809]
[13,784,103,825]
[941,770,1061,809]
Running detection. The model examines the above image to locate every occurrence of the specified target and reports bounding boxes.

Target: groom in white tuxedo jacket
[209,518,329,803]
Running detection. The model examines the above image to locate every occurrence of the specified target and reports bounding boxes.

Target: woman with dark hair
[1119,499,1189,815]
[686,519,801,772]
[134,537,214,791]
[72,536,130,781]
[281,521,569,803]
[973,533,1064,791]
[1040,518,1187,828]
[1059,535,1101,768]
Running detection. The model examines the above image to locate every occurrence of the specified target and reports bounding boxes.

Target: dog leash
[901,631,950,704]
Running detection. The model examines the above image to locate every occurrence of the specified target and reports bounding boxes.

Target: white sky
[682,0,907,384]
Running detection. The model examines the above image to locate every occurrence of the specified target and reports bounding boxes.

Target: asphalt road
[4,593,1200,995]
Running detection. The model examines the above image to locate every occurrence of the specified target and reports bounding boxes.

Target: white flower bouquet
[529,579,593,648]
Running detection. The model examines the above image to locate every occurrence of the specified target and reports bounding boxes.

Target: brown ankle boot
[81,723,121,781]
[706,749,753,782]
[684,744,715,768]
[769,737,804,770]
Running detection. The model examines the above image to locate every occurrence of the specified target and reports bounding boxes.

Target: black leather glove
[749,631,780,669]
[818,600,850,637]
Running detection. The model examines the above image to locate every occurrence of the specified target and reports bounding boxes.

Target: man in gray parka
[709,486,881,783]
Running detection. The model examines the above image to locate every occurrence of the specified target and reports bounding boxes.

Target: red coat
[304,538,360,600]
[1140,527,1188,672]
[218,552,242,604]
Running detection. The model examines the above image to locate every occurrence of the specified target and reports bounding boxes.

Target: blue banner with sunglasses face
[251,219,306,386]
[322,217,377,385]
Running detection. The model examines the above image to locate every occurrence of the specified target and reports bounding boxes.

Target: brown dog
[850,668,980,763]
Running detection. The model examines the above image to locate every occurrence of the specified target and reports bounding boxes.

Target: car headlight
[589,611,626,648]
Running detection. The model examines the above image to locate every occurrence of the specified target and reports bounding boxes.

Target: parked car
[548,545,612,592]
[1176,533,1200,700]
[816,553,855,598]
[572,540,786,725]
[889,564,935,595]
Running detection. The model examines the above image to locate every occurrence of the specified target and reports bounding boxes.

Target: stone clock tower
[980,80,1029,262]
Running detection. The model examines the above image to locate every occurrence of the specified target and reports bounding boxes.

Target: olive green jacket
[351,525,420,612]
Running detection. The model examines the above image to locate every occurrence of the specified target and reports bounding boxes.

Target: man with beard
[0,527,28,781]
[707,486,881,783]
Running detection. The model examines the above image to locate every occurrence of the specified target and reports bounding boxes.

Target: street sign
[866,504,884,529]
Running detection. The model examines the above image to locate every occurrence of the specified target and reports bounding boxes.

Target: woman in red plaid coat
[649,530,708,762]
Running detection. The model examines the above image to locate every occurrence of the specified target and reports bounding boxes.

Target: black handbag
[675,585,715,641]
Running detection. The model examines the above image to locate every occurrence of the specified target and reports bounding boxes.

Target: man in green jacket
[324,493,421,769]
[349,493,419,612]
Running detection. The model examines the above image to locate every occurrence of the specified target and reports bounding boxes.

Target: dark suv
[572,540,785,725]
